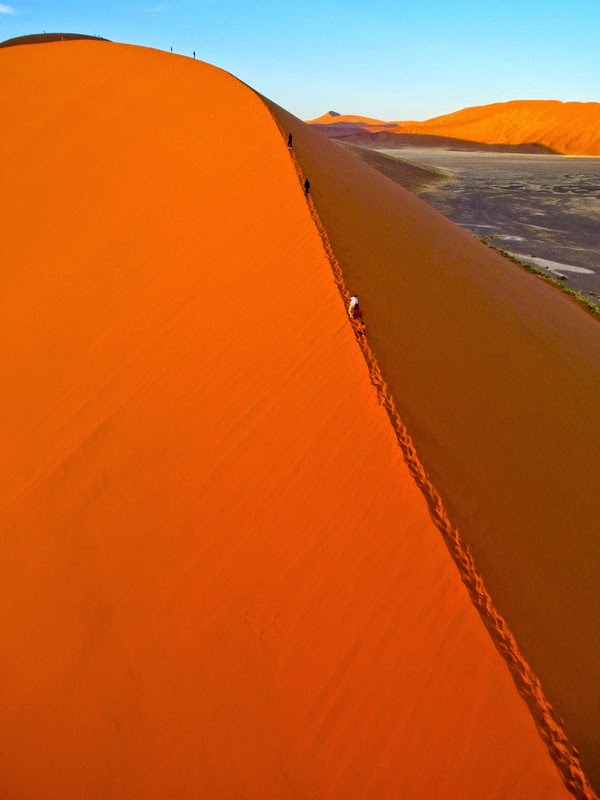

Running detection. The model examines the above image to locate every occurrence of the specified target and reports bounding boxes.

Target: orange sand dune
[0,40,583,799]
[308,100,600,155]
[270,100,600,796]
[394,100,600,155]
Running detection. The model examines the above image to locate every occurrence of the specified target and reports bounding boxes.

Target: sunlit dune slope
[394,100,600,155]
[308,100,600,155]
[270,100,600,794]
[0,40,577,799]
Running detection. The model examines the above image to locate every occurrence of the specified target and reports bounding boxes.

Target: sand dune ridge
[267,102,597,800]
[1,38,593,799]
[274,97,600,795]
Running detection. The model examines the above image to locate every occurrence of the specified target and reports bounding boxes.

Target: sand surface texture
[0,40,580,799]
[270,102,600,795]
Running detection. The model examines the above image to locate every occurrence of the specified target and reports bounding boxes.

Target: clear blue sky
[2,0,598,121]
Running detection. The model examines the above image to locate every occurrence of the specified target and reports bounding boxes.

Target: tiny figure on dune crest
[348,295,362,320]
[193,51,196,59]
[304,178,310,196]
[287,132,293,149]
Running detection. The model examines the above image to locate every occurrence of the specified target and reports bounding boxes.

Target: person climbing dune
[348,295,362,320]
[304,178,310,196]
[355,320,366,339]
[287,132,293,149]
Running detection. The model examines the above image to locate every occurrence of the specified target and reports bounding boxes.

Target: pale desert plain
[1,37,599,800]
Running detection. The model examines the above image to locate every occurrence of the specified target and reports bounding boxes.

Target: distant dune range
[308,100,600,156]
[1,38,598,799]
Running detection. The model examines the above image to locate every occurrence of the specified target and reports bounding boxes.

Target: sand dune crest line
[263,106,597,800]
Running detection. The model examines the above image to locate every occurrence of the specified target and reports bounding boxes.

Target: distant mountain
[307,111,393,126]
[308,100,600,155]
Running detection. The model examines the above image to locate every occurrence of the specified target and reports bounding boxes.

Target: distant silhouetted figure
[170,46,173,52]
[193,51,196,59]
[304,178,310,196]
[287,132,293,149]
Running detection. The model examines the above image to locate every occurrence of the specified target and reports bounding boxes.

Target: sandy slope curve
[0,40,575,799]
[268,101,600,795]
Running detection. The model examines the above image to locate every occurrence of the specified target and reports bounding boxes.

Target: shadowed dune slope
[308,125,559,153]
[0,40,577,799]
[269,101,600,793]
[335,141,447,192]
